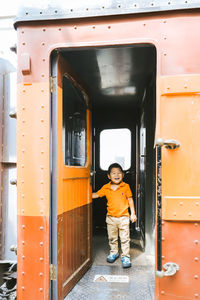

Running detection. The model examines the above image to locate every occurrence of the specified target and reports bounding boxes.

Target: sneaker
[121,256,131,268]
[106,253,119,263]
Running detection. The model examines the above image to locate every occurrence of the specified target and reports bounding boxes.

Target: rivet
[161,221,165,225]
[21,194,25,198]
[40,288,43,292]
[179,201,183,206]
[41,104,45,108]
[41,88,44,92]
[22,133,25,137]
[74,26,77,29]
[22,119,25,123]
[22,42,26,46]
[40,226,44,231]
[21,164,24,168]
[40,136,44,140]
[184,85,188,88]
[162,237,165,241]
[40,180,44,184]
[161,291,165,295]
[23,89,26,93]
[40,166,44,169]
[163,20,167,23]
[40,210,44,215]
[40,257,44,261]
[164,52,167,56]
[194,275,199,279]
[55,10,58,13]
[41,119,44,122]
[195,202,199,206]
[108,26,111,29]
[118,5,121,8]
[40,242,43,246]
[164,36,167,40]
[41,150,44,154]
[41,42,45,46]
[22,240,25,245]
[22,272,25,275]
[173,212,176,216]
[86,8,89,10]
[194,257,199,261]
[43,29,46,32]
[150,2,154,6]
[70,9,73,12]
[22,286,25,291]
[102,6,105,9]
[39,272,43,276]
[162,256,165,259]
[143,23,146,26]
[194,294,199,298]
[40,196,44,200]
[194,240,199,244]
[41,74,45,78]
[22,106,25,110]
[92,26,95,29]
[22,255,25,259]
[22,209,25,213]
[188,212,192,216]
[194,223,198,226]
[22,225,26,229]
[58,28,61,31]
[22,31,24,34]
[21,180,24,183]
[167,86,170,90]
[42,58,46,62]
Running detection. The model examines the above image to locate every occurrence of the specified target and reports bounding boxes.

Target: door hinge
[50,76,57,93]
[50,264,57,280]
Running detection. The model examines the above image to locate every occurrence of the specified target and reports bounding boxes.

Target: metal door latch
[155,138,180,149]
[156,262,179,278]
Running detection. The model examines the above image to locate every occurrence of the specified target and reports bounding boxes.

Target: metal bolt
[40,242,43,246]
[40,288,43,292]
[162,237,165,241]
[173,212,176,216]
[194,240,199,244]
[161,291,165,295]
[194,275,199,279]
[194,257,199,261]
[40,226,44,231]
[40,257,44,261]
[22,287,25,291]
[22,225,26,229]
[39,272,43,277]
[179,202,183,206]
[188,212,192,216]
[194,294,199,298]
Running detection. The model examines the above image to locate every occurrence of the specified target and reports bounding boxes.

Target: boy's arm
[92,193,100,199]
[128,197,137,223]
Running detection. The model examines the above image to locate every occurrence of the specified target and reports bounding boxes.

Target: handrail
[155,138,180,278]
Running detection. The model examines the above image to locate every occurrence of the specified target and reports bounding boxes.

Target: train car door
[51,53,92,299]
[155,75,200,299]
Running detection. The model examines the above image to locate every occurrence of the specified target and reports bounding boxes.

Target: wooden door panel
[55,54,92,298]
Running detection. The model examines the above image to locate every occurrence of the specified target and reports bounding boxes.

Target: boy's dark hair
[107,163,124,174]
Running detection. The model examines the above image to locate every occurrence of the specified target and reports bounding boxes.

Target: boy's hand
[130,213,137,223]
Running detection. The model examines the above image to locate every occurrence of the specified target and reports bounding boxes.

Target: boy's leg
[118,216,130,257]
[106,215,119,254]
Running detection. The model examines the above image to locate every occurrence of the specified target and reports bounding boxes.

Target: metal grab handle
[155,140,180,278]
[155,138,180,149]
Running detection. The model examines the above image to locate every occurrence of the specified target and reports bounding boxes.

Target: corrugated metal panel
[14,0,200,28]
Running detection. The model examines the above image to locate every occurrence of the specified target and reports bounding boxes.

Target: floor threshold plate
[94,274,129,282]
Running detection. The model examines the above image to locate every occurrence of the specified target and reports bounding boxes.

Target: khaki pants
[106,215,130,257]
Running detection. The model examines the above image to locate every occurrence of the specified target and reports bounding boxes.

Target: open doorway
[54,43,156,299]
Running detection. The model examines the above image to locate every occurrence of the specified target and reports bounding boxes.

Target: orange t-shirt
[96,181,133,217]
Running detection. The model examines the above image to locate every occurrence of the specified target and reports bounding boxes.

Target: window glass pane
[100,128,131,170]
[62,76,87,166]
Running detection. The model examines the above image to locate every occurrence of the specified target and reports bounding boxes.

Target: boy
[92,163,137,268]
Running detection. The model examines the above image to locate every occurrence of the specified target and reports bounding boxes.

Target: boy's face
[108,167,124,185]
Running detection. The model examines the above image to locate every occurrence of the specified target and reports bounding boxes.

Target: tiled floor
[65,232,155,300]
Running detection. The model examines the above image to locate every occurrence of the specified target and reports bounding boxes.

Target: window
[62,76,87,166]
[100,128,131,170]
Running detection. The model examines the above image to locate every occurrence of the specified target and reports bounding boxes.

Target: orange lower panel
[17,215,49,300]
[157,222,200,299]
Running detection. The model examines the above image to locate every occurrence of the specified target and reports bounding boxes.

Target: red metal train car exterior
[14,1,200,299]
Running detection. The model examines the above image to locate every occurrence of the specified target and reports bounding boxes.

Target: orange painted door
[51,53,92,299]
[155,75,200,299]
